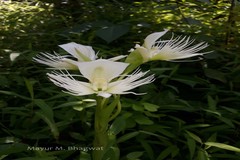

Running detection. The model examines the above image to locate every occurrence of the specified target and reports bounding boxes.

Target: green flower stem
[93,97,108,160]
[92,96,121,160]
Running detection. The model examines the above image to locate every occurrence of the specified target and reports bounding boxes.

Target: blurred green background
[0,0,240,159]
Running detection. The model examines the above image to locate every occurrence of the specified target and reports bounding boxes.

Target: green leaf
[197,0,210,3]
[185,17,202,25]
[117,131,139,144]
[35,111,59,140]
[216,116,235,128]
[24,78,36,99]
[197,149,209,160]
[132,104,144,112]
[0,143,28,156]
[34,99,53,120]
[126,151,144,160]
[101,97,120,123]
[103,147,120,160]
[156,145,177,160]
[207,95,217,110]
[141,141,155,160]
[185,131,202,144]
[203,109,221,116]
[79,151,91,160]
[204,69,227,83]
[143,103,159,112]
[157,128,176,138]
[96,24,129,43]
[186,136,196,159]
[109,116,126,135]
[205,142,240,152]
[0,90,31,100]
[134,114,153,125]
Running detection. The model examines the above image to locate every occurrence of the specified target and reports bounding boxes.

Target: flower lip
[47,59,154,98]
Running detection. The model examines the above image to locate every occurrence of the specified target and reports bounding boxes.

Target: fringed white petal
[33,52,77,69]
[47,71,95,96]
[107,70,155,95]
[152,36,210,61]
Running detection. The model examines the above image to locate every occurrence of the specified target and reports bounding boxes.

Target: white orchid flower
[33,42,126,69]
[47,59,154,98]
[132,30,210,62]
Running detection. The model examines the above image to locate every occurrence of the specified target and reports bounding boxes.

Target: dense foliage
[1,0,240,159]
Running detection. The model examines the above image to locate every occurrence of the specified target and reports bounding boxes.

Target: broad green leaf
[186,136,196,159]
[205,142,240,152]
[117,131,139,144]
[185,131,202,144]
[96,24,129,43]
[126,151,144,160]
[143,103,159,112]
[197,149,209,160]
[109,116,126,135]
[156,145,176,160]
[132,104,144,112]
[134,114,153,125]
[141,141,155,160]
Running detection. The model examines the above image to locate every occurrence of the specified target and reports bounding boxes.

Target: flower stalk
[93,97,109,160]
[93,96,121,160]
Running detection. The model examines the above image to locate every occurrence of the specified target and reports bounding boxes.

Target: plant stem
[92,97,108,160]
